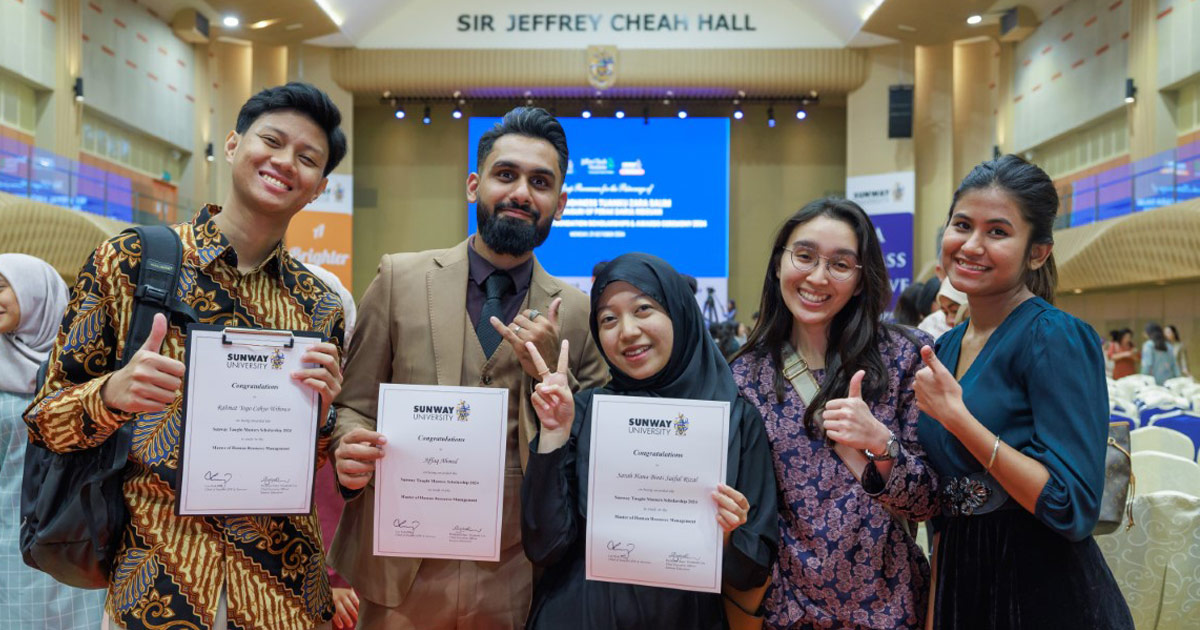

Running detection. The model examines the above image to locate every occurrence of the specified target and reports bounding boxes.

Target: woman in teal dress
[913,156,1133,629]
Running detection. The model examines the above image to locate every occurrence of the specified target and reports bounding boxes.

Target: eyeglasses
[781,246,862,282]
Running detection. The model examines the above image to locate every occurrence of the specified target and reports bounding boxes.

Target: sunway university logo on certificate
[674,413,689,436]
[455,400,471,422]
[270,348,286,370]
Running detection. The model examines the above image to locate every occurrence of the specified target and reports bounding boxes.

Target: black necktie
[476,271,514,357]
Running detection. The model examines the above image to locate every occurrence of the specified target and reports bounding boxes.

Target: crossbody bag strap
[780,343,914,535]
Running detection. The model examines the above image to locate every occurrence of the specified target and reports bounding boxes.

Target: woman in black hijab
[520,253,779,629]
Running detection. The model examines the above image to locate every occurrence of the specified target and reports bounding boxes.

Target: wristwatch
[319,406,338,437]
[864,431,899,462]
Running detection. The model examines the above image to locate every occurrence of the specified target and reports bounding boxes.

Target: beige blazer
[328,239,608,607]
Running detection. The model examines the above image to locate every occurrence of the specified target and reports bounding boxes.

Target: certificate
[586,395,729,593]
[177,325,323,516]
[373,384,508,561]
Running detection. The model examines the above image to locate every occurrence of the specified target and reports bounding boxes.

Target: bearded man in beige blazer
[329,107,608,630]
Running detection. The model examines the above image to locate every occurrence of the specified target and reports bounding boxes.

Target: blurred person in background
[1107,328,1136,380]
[0,253,106,629]
[1141,322,1181,385]
[1164,325,1190,378]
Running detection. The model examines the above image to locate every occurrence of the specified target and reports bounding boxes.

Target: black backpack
[22,225,186,589]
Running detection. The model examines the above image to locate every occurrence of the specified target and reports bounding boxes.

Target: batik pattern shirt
[25,205,345,630]
[731,329,939,630]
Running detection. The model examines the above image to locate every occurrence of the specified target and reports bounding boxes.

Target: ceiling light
[422,106,431,125]
[581,109,592,119]
[205,142,214,162]
[677,109,688,119]
[72,77,84,103]
[966,14,983,25]
[767,107,776,128]
[1125,78,1137,104]
[733,108,744,120]
[248,19,279,30]
[222,15,239,27]
[313,0,344,26]
[795,107,807,120]
[452,105,463,119]
[862,0,884,21]
[394,105,406,120]
[614,109,625,119]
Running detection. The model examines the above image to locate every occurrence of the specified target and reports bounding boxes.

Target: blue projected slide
[467,117,730,304]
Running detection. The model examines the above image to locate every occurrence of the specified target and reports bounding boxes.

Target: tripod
[701,286,724,325]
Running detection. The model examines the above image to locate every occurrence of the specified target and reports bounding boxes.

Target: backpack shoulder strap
[118,225,184,368]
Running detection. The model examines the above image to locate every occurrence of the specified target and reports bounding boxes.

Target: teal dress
[917,297,1132,630]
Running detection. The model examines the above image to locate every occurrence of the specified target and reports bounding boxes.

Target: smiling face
[777,216,862,339]
[0,273,18,334]
[467,134,567,256]
[225,109,330,219]
[595,281,674,380]
[941,187,1050,299]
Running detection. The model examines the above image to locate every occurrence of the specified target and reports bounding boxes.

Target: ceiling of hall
[860,0,1001,45]
[143,0,1035,49]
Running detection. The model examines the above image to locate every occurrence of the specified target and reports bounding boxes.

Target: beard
[476,200,553,256]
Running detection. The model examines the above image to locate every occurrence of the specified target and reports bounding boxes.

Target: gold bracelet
[985,434,1001,473]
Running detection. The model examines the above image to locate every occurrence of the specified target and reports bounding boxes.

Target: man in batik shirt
[26,82,348,630]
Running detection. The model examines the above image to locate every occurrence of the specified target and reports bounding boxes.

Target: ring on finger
[537,369,551,379]
[513,324,522,334]
[528,308,541,320]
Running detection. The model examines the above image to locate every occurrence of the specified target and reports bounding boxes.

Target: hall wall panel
[1157,0,1200,88]
[1011,0,1130,152]
[0,0,57,89]
[80,0,195,150]
[330,48,868,96]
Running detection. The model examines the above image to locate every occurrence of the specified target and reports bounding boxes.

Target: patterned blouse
[25,205,345,630]
[730,328,939,630]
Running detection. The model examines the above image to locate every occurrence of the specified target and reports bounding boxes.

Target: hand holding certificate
[373,384,509,561]
[586,395,729,593]
[524,341,736,594]
[177,326,325,515]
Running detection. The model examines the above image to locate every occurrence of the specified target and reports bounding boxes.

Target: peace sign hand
[527,340,575,453]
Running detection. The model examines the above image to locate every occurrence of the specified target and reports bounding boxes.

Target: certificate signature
[203,471,232,486]
[606,540,636,560]
[392,519,421,533]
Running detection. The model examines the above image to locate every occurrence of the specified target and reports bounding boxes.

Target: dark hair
[916,277,941,317]
[1120,328,1133,346]
[1165,324,1182,343]
[1146,322,1168,352]
[893,283,925,326]
[732,197,897,436]
[708,320,741,361]
[1108,329,1122,343]
[948,154,1058,303]
[235,82,346,177]
[592,260,609,277]
[477,107,569,178]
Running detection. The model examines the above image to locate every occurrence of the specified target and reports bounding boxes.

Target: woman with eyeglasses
[730,198,939,629]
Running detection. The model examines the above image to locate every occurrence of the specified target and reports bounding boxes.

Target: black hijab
[590,253,738,402]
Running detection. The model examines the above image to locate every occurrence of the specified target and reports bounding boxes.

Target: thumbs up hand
[914,345,967,432]
[101,312,186,414]
[822,369,893,453]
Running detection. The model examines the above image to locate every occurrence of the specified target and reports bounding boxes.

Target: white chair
[1164,376,1196,396]
[1131,426,1196,460]
[1117,374,1156,398]
[1131,451,1200,497]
